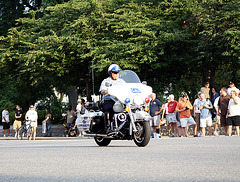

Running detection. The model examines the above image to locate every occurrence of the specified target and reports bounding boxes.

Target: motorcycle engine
[117,113,127,122]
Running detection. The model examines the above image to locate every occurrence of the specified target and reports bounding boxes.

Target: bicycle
[19,120,33,140]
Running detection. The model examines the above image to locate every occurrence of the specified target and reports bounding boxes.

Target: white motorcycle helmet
[108,64,121,75]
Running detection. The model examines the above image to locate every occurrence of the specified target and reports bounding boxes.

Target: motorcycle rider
[99,64,126,133]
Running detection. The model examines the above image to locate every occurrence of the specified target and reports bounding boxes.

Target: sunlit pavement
[0,136,240,181]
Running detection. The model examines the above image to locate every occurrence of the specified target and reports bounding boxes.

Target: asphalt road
[0,136,240,182]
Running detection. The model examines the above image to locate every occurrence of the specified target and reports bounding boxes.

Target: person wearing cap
[25,105,38,140]
[194,92,202,136]
[227,81,239,95]
[218,87,231,136]
[99,64,126,133]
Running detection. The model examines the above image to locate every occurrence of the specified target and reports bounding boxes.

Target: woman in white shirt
[227,90,240,136]
[25,105,38,140]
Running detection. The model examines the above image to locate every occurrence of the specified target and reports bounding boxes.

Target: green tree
[1,0,240,107]
[0,0,69,36]
[193,0,240,87]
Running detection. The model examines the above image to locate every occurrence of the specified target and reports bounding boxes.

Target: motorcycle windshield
[119,70,141,83]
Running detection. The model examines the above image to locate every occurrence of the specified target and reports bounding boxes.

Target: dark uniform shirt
[150,99,163,117]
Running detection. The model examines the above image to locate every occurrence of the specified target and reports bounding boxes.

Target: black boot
[104,112,111,133]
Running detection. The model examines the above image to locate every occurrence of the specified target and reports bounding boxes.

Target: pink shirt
[194,99,200,113]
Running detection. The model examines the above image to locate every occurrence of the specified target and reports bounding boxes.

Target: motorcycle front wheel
[94,137,111,146]
[133,121,151,147]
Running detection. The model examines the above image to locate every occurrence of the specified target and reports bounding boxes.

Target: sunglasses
[112,72,119,74]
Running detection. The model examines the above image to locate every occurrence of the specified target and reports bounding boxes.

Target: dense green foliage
[0,0,69,36]
[0,0,239,116]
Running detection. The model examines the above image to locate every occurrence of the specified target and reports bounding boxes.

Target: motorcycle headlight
[113,101,124,113]
[133,95,144,106]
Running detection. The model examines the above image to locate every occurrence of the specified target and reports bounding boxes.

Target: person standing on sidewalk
[218,87,231,136]
[201,82,211,100]
[176,94,197,137]
[76,100,86,137]
[43,108,52,137]
[168,94,178,137]
[2,106,10,137]
[25,105,38,140]
[13,105,23,138]
[149,93,163,138]
[161,97,170,136]
[66,105,76,127]
[212,88,219,105]
[194,92,202,137]
[197,93,213,137]
[227,89,240,136]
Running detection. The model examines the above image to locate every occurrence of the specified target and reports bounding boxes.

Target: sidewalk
[0,124,229,140]
[0,124,66,138]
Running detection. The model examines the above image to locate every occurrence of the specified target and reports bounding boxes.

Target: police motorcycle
[83,70,152,147]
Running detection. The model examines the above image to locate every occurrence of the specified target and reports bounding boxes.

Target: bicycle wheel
[20,127,25,140]
[27,127,32,140]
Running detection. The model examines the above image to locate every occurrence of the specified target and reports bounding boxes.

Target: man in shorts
[194,92,202,137]
[13,105,23,138]
[176,94,196,137]
[168,94,178,137]
[227,89,240,136]
[149,93,163,138]
[218,87,231,136]
[197,93,213,137]
[2,106,10,137]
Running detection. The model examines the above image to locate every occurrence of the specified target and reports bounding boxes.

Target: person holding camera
[176,94,197,137]
[197,93,213,137]
[227,89,240,136]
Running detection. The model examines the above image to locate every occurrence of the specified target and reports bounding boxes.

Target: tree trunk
[202,57,217,98]
[68,86,78,109]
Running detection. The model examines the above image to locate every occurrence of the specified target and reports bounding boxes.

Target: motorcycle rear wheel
[94,137,111,146]
[133,121,151,147]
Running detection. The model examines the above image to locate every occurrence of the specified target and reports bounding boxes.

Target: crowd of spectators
[149,81,240,138]
[2,81,240,139]
[1,98,87,139]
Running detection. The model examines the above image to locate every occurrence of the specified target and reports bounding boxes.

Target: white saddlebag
[76,111,103,131]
